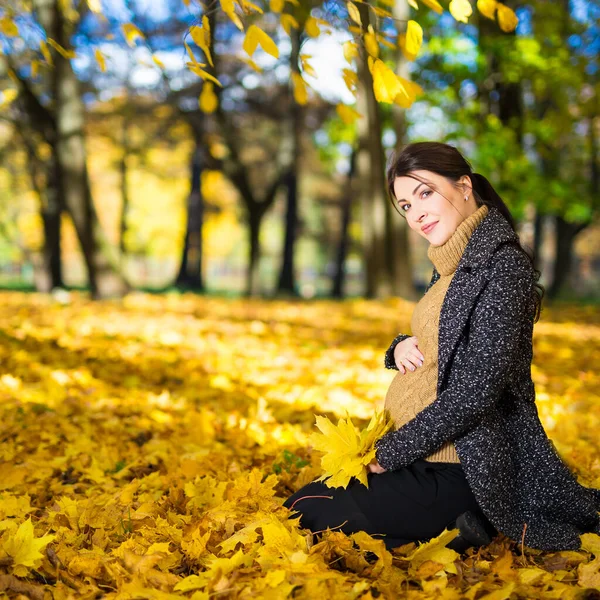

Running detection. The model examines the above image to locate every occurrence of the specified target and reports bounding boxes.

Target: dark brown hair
[387,141,544,322]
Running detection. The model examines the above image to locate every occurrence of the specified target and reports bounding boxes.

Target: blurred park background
[1,0,598,303]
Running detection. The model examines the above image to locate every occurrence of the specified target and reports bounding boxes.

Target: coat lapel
[436,206,520,391]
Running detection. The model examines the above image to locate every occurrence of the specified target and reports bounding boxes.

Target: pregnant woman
[283,141,600,553]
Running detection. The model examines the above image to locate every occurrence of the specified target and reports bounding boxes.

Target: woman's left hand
[367,459,387,474]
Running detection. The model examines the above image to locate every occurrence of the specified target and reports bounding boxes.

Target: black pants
[283,459,482,550]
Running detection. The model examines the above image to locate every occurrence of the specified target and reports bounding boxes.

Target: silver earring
[464,196,468,201]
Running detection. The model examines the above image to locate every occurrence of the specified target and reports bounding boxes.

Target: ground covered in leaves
[0,290,599,599]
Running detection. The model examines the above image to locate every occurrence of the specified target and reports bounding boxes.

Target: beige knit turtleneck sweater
[383,204,489,463]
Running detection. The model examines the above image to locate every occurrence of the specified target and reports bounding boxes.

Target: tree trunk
[356,0,392,299]
[176,135,205,290]
[532,211,544,272]
[34,0,129,299]
[42,156,64,289]
[276,27,302,297]
[246,207,265,297]
[390,0,417,300]
[548,217,585,299]
[331,150,356,299]
[119,112,131,258]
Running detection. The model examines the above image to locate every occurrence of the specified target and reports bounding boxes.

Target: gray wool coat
[374,205,600,551]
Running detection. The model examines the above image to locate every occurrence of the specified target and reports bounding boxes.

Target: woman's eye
[421,190,431,199]
[400,203,410,212]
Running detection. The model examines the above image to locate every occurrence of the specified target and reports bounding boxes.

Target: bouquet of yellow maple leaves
[309,409,394,489]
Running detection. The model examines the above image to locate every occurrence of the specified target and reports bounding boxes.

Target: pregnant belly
[384,362,438,428]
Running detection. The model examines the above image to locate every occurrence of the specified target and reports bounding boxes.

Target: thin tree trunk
[356,0,392,299]
[390,0,417,300]
[176,134,205,290]
[246,207,266,297]
[119,112,131,257]
[34,0,129,299]
[276,27,302,296]
[331,150,356,298]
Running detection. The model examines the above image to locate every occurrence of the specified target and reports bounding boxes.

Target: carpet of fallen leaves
[0,290,599,600]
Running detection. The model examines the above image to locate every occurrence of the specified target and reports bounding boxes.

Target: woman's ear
[459,175,473,198]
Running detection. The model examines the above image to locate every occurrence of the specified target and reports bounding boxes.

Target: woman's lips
[422,221,438,234]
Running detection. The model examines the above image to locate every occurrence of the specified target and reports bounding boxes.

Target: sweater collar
[430,204,520,277]
[427,205,489,276]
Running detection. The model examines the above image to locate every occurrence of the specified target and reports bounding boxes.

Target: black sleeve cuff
[384,333,411,370]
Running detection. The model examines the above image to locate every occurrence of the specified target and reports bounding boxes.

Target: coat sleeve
[375,245,534,471]
[383,268,440,370]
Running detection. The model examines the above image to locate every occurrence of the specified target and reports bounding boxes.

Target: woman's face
[392,170,473,246]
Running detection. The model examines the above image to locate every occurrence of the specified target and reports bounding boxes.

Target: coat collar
[433,205,519,276]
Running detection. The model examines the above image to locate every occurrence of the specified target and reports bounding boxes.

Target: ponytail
[471,172,516,232]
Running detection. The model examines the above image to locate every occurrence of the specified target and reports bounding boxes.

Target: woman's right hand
[393,336,424,374]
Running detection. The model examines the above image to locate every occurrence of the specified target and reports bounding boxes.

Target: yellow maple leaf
[199,83,218,113]
[270,0,284,13]
[291,72,308,105]
[347,1,362,26]
[0,89,18,109]
[405,528,460,572]
[342,68,357,93]
[39,40,53,65]
[309,410,393,488]
[404,20,423,61]
[343,41,358,63]
[87,0,102,12]
[46,38,77,59]
[221,0,244,31]
[496,3,518,32]
[420,0,444,13]
[449,0,473,23]
[122,23,144,47]
[393,76,423,108]
[95,48,106,72]
[152,54,165,69]
[364,25,379,58]
[0,16,19,37]
[190,18,213,67]
[369,57,404,103]
[336,104,362,125]
[243,25,279,59]
[281,14,299,35]
[305,16,320,38]
[477,0,498,20]
[2,517,56,577]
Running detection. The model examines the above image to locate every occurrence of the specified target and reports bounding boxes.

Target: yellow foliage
[221,0,244,31]
[404,20,423,61]
[281,14,299,35]
[449,0,473,23]
[291,72,308,105]
[0,16,18,37]
[347,1,361,26]
[497,3,519,32]
[364,25,379,58]
[336,103,362,124]
[190,17,213,67]
[199,82,218,113]
[309,410,393,488]
[95,48,106,72]
[420,0,444,14]
[343,41,358,64]
[1,517,56,577]
[46,37,77,59]
[477,0,498,20]
[243,25,279,59]
[122,23,145,47]
[305,16,320,38]
[0,294,598,597]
